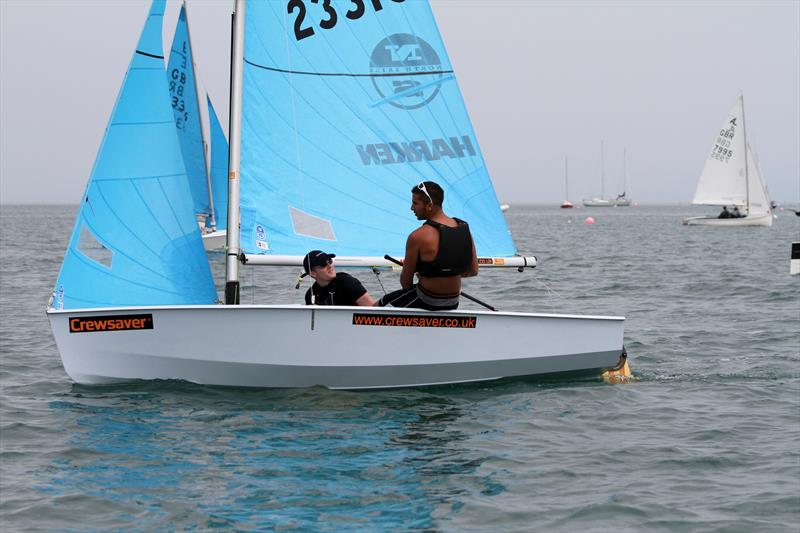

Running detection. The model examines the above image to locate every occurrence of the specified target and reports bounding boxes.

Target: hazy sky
[1,0,798,205]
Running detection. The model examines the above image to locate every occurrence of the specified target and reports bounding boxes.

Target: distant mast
[623,147,627,196]
[740,94,750,214]
[600,140,605,199]
[560,156,574,208]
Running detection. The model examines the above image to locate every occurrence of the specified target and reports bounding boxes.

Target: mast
[623,147,627,196]
[564,156,569,200]
[183,1,215,228]
[740,93,750,214]
[225,0,245,305]
[600,140,605,198]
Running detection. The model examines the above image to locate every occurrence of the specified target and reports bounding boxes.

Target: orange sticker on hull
[352,313,476,328]
[69,314,153,333]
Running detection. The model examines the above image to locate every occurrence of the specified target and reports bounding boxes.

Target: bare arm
[400,231,420,289]
[463,238,478,278]
[356,292,377,306]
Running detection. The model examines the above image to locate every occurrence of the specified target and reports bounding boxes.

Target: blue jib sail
[239,0,515,258]
[208,96,229,231]
[167,4,209,221]
[52,0,216,310]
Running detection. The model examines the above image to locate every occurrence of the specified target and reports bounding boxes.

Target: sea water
[1,205,798,532]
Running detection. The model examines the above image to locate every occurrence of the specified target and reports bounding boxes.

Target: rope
[372,268,387,295]
[531,274,564,300]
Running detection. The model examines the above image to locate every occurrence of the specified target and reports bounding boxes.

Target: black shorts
[378,285,459,311]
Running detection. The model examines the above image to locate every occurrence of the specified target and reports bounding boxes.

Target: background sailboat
[560,156,573,208]
[51,0,216,311]
[683,95,772,227]
[583,140,614,207]
[47,0,626,389]
[614,148,632,206]
[167,4,229,250]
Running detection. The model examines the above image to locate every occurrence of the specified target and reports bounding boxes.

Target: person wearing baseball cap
[301,250,376,306]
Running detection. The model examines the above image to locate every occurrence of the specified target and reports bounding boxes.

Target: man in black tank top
[378,181,478,310]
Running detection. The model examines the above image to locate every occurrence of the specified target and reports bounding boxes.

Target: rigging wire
[372,267,387,296]
[531,274,564,301]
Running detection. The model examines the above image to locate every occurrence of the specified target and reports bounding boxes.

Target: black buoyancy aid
[417,218,474,277]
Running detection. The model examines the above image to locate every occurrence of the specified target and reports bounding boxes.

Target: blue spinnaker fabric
[52,0,216,310]
[239,0,515,258]
[167,4,209,219]
[208,96,229,231]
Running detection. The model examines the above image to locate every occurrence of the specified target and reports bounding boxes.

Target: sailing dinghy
[683,96,773,227]
[167,4,229,250]
[47,0,626,389]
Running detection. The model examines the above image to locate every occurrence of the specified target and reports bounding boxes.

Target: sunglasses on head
[416,182,433,203]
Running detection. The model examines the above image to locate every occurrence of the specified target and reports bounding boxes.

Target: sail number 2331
[288,0,404,41]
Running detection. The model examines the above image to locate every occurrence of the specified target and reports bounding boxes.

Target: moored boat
[583,141,614,207]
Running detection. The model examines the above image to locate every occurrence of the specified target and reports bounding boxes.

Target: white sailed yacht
[683,95,772,227]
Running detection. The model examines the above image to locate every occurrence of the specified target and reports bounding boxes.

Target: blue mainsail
[208,96,229,230]
[239,0,515,258]
[167,4,210,221]
[52,0,216,310]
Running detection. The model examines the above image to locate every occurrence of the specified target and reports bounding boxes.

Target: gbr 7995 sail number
[288,0,404,41]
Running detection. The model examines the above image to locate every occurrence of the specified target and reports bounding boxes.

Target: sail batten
[244,58,454,78]
[238,0,515,259]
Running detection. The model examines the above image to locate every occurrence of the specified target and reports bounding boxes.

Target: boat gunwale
[46,304,625,322]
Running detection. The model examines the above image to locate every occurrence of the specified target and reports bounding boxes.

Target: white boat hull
[682,213,773,227]
[47,305,625,389]
[582,198,615,207]
[201,229,227,251]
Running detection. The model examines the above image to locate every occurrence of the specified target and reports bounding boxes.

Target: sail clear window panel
[289,207,337,241]
[77,223,113,269]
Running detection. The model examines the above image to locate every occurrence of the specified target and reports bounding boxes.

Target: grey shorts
[378,284,459,311]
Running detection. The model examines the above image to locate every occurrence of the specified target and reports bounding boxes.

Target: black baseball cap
[303,250,335,274]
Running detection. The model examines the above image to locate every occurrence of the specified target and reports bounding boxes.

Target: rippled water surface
[2,205,798,531]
